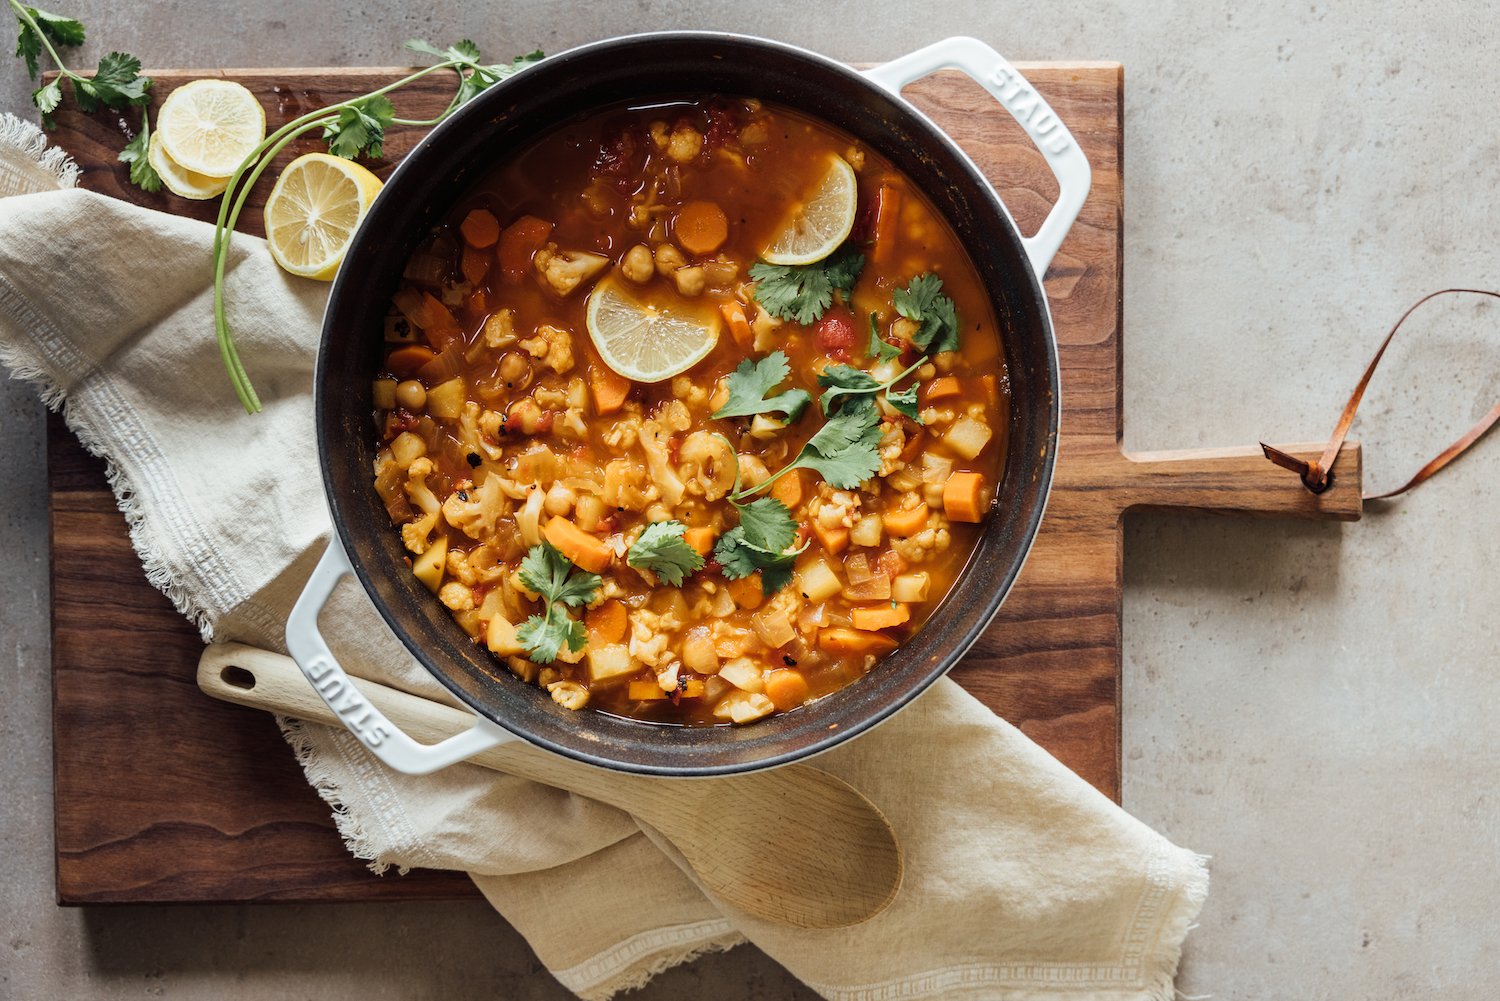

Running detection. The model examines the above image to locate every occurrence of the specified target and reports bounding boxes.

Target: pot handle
[864,37,1091,279]
[284,539,516,774]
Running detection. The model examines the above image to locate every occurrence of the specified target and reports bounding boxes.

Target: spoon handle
[197,643,901,928]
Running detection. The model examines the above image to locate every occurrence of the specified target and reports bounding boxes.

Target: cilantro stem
[8,0,82,82]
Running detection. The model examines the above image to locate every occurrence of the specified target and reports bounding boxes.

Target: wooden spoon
[197,643,902,928]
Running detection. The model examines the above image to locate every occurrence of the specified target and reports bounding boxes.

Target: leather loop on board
[1261,288,1500,501]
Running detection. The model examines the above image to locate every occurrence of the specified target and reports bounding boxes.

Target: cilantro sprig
[711,350,813,423]
[515,542,600,663]
[736,403,885,503]
[817,358,926,421]
[209,40,542,414]
[626,521,705,586]
[9,3,161,190]
[867,312,903,363]
[715,496,804,596]
[749,245,864,325]
[893,273,962,353]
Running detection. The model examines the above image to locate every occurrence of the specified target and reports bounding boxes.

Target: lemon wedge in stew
[147,133,230,200]
[586,276,721,382]
[155,79,266,178]
[760,153,858,266]
[263,153,383,281]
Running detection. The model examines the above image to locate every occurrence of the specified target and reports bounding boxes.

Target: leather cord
[1261,288,1500,500]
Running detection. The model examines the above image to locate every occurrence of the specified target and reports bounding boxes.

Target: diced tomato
[498,215,553,285]
[533,411,555,434]
[703,100,741,149]
[593,121,647,194]
[666,433,683,464]
[815,308,857,353]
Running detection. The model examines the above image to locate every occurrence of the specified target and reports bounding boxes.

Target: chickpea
[917,363,937,380]
[709,376,731,413]
[667,125,703,163]
[395,379,426,410]
[654,243,687,275]
[507,398,542,435]
[621,244,654,284]
[498,351,532,390]
[575,492,605,531]
[544,482,577,517]
[673,265,706,297]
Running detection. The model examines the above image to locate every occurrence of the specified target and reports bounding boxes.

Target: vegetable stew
[370,97,1009,726]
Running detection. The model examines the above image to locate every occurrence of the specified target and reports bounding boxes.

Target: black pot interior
[318,32,1060,775]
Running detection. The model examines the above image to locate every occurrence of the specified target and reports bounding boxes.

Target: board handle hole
[220,665,257,691]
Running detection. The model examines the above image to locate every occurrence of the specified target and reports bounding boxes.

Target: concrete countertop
[3,2,1497,997]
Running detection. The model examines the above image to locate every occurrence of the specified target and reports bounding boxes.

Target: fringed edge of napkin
[0,113,79,193]
[278,714,400,875]
[554,920,745,1001]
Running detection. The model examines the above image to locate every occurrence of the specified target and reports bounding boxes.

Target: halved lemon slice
[761,153,858,266]
[147,133,230,200]
[263,153,383,281]
[586,276,721,382]
[156,79,266,178]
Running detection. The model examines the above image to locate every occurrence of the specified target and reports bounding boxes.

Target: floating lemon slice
[586,276,721,383]
[147,133,230,200]
[156,79,266,178]
[263,153,383,281]
[761,153,858,266]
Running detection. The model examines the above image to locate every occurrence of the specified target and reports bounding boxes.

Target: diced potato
[426,377,466,421]
[372,378,398,410]
[714,689,777,724]
[683,629,719,674]
[717,657,765,693]
[844,572,892,602]
[850,514,883,548]
[412,534,447,592]
[586,643,635,684]
[892,572,931,603]
[390,431,426,467]
[798,560,842,603]
[486,614,525,656]
[944,416,993,459]
[921,452,953,484]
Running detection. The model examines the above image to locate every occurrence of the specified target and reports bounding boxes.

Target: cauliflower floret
[438,581,474,611]
[400,456,442,554]
[812,487,861,531]
[638,403,691,508]
[484,308,518,349]
[534,245,609,298]
[890,512,953,565]
[602,413,643,450]
[519,323,576,375]
[603,458,652,511]
[442,474,509,540]
[877,421,907,477]
[548,680,589,710]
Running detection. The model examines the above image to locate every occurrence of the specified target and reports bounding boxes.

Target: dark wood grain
[46,61,1356,906]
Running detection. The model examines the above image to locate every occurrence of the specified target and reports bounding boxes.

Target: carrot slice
[869,181,901,266]
[764,669,810,712]
[818,627,898,656]
[675,201,729,255]
[811,520,850,555]
[771,468,807,510]
[384,345,436,379]
[461,244,491,285]
[683,526,716,557]
[586,599,628,645]
[720,300,754,349]
[882,503,929,538]
[589,365,633,416]
[498,215,554,284]
[725,573,764,610]
[460,209,501,249]
[943,472,989,523]
[417,292,461,347]
[851,603,910,631]
[922,376,961,403]
[543,516,613,573]
[628,679,668,701]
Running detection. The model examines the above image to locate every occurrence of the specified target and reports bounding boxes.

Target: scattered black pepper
[782,655,797,667]
[466,453,482,467]
[456,490,469,501]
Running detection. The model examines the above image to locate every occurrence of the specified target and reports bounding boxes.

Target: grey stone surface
[3,1,1498,998]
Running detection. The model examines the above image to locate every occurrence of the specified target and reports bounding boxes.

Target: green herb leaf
[516,542,601,663]
[31,78,61,119]
[794,404,885,488]
[712,350,813,422]
[867,312,902,363]
[816,358,926,422]
[14,7,83,80]
[885,382,921,421]
[626,521,705,586]
[715,497,802,595]
[323,94,395,159]
[87,50,149,107]
[893,273,961,354]
[749,245,865,325]
[117,112,161,193]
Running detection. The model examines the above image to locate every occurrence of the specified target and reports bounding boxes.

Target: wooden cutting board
[46,60,1361,905]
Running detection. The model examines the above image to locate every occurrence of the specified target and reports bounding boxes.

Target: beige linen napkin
[0,115,1207,1000]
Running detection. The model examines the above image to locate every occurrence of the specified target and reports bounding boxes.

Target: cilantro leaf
[516,542,600,663]
[87,50,149,107]
[749,245,865,325]
[735,496,798,553]
[15,7,83,80]
[404,40,542,108]
[817,358,926,422]
[868,312,902,363]
[714,497,802,595]
[324,95,395,159]
[712,351,813,422]
[885,383,921,421]
[893,273,962,354]
[793,404,885,488]
[32,79,61,119]
[626,521,705,586]
[117,113,161,193]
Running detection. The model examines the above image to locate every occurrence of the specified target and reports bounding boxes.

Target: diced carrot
[811,520,850,555]
[498,215,554,284]
[586,599,628,645]
[543,516,613,573]
[922,376,961,403]
[589,365,633,415]
[720,300,754,349]
[460,208,501,249]
[674,200,729,255]
[683,526,716,557]
[898,426,926,463]
[851,603,910,631]
[771,468,807,510]
[882,503,929,538]
[461,244,491,285]
[628,679,667,701]
[869,181,901,265]
[976,374,997,400]
[764,669,811,712]
[943,471,989,523]
[725,573,764,610]
[819,627,899,656]
[385,345,436,379]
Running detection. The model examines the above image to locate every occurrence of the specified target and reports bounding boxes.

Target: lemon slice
[147,133,230,200]
[156,79,266,178]
[586,276,721,382]
[263,153,383,281]
[761,153,859,266]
